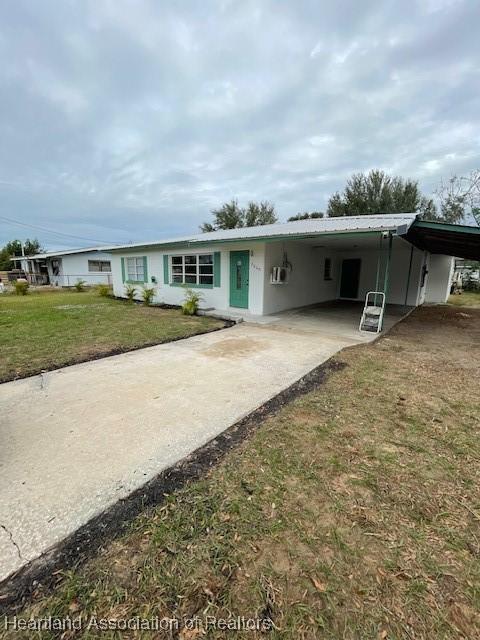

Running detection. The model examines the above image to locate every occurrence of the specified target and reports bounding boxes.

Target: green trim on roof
[413,220,480,234]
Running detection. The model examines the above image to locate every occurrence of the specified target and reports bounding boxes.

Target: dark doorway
[340,258,361,299]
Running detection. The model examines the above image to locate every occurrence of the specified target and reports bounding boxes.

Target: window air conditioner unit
[271,266,289,284]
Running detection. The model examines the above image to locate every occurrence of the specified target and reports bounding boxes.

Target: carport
[266,301,412,337]
[245,217,478,330]
[406,219,480,261]
[262,228,425,315]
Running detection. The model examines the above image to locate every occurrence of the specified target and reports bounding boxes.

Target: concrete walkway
[0,307,405,583]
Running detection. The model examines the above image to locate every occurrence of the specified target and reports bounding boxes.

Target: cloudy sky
[0,0,479,249]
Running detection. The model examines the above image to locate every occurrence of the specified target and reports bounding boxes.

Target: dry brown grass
[2,305,479,639]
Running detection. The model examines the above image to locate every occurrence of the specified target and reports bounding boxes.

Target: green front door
[229,250,250,308]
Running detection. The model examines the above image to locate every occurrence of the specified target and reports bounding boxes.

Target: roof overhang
[109,229,407,253]
[24,247,111,260]
[108,217,417,253]
[406,220,480,260]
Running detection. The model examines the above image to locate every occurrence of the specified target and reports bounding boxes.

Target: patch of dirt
[200,337,268,358]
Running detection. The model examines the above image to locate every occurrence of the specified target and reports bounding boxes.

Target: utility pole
[20,241,27,273]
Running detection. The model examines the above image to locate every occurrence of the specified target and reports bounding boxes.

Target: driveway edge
[0,357,345,614]
[0,320,234,385]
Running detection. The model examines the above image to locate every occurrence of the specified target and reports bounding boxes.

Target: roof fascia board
[109,240,193,253]
[413,220,480,234]
[27,249,109,259]
[109,229,394,253]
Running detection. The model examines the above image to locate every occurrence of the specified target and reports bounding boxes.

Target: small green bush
[181,287,203,315]
[141,286,156,306]
[96,284,112,297]
[14,279,29,295]
[73,279,87,292]
[124,284,137,302]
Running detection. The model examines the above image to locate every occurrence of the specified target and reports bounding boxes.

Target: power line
[0,214,120,246]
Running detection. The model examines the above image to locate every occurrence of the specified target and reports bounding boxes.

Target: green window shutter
[163,255,169,284]
[214,251,221,287]
[143,256,148,283]
[121,257,126,283]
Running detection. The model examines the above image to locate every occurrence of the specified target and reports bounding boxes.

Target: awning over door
[406,220,480,260]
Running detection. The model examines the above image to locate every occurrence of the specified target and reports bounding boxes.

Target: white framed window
[171,254,213,286]
[88,260,111,272]
[126,257,145,282]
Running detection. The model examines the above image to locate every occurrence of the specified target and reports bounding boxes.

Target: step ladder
[359,291,386,333]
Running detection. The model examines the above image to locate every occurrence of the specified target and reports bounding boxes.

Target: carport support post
[404,244,414,306]
[382,232,393,318]
[374,234,383,306]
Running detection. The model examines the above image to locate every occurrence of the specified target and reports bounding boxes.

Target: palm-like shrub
[142,286,156,306]
[124,284,137,302]
[74,279,86,292]
[182,287,203,315]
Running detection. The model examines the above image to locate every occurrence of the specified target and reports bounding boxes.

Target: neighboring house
[453,258,480,285]
[107,214,479,317]
[21,248,112,286]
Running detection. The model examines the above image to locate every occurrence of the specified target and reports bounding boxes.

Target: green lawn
[0,289,223,382]
[448,290,480,307]
[2,305,479,639]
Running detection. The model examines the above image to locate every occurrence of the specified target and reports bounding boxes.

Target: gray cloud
[0,0,478,248]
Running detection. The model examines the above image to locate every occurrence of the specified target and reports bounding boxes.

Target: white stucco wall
[424,254,454,304]
[262,241,337,314]
[48,252,112,286]
[110,238,440,315]
[111,243,266,314]
[335,240,426,306]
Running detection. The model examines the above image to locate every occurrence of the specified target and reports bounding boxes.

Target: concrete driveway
[0,306,404,583]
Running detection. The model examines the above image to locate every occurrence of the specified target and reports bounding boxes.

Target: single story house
[107,214,479,325]
[21,247,112,286]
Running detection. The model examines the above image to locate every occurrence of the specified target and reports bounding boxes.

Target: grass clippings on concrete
[0,289,224,382]
[2,305,480,639]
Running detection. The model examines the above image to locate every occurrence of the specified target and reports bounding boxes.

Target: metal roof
[108,213,419,252]
[18,214,478,260]
[24,247,112,260]
[407,220,480,260]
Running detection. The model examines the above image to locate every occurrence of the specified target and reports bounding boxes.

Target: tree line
[0,239,43,271]
[201,169,479,230]
[1,169,478,270]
